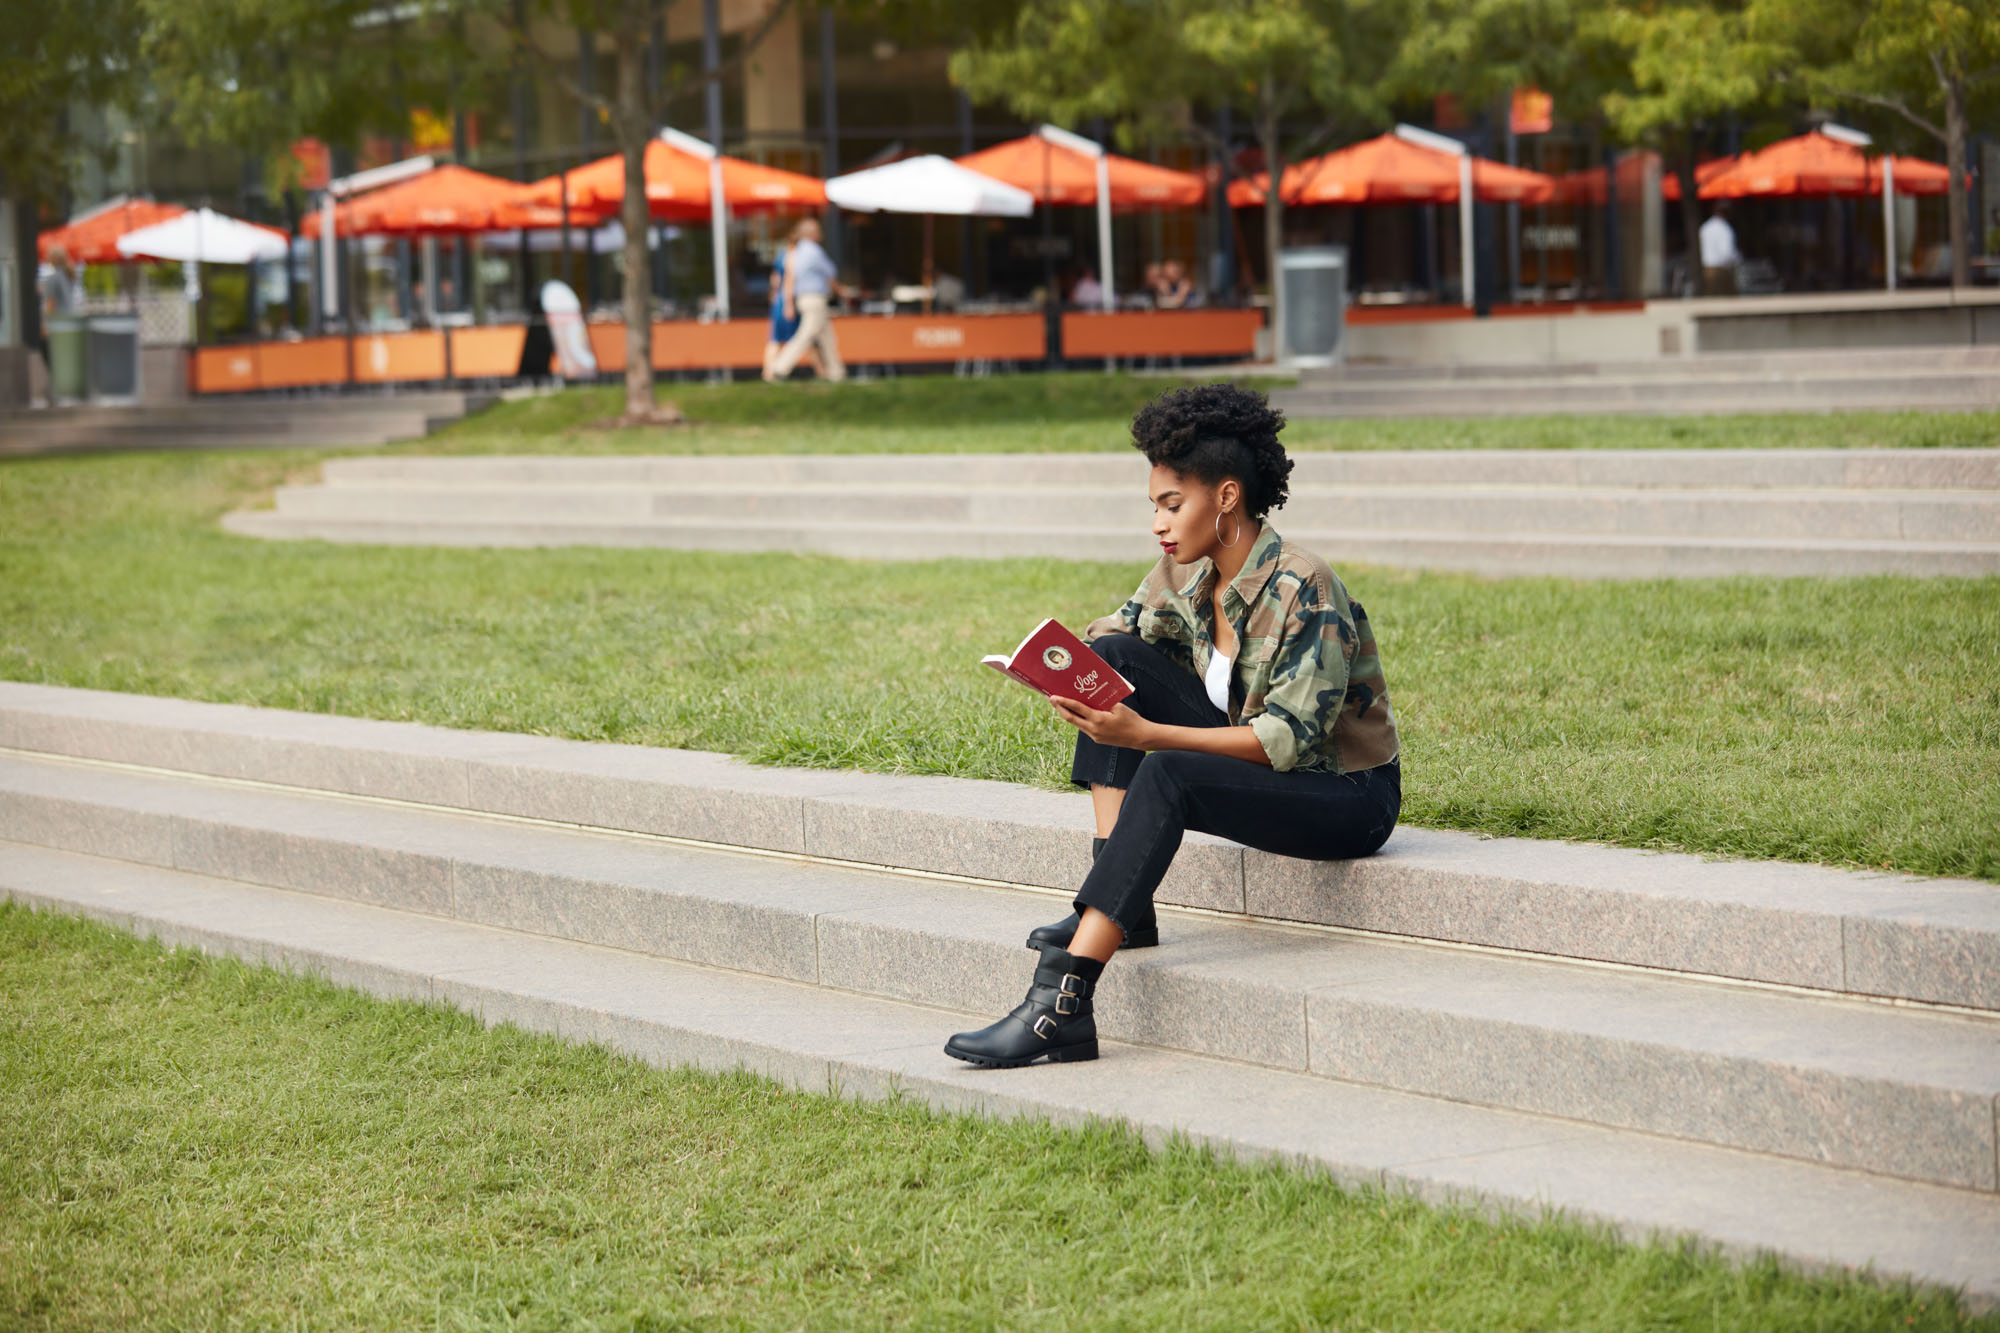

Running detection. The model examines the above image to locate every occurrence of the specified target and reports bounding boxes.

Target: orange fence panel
[259,338,350,389]
[191,346,262,394]
[651,319,769,371]
[450,325,528,378]
[1061,309,1262,359]
[353,331,447,383]
[587,323,628,373]
[833,313,1045,364]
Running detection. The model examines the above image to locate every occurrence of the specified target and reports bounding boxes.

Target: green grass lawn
[4,445,1996,882]
[411,374,2000,455]
[3,905,1987,1332]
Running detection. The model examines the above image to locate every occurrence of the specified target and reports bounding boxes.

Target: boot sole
[1023,929,1158,951]
[943,1039,1099,1068]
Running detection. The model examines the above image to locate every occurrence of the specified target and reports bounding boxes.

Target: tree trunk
[614,14,658,422]
[1941,62,1970,290]
[1676,135,1706,298]
[1257,80,1285,364]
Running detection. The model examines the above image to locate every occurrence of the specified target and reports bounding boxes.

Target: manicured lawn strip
[5,449,1996,882]
[418,375,2000,454]
[3,906,1986,1332]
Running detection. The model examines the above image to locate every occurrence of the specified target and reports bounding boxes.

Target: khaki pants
[770,293,845,380]
[1702,265,1738,297]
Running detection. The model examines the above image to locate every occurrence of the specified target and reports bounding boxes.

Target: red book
[983,618,1135,712]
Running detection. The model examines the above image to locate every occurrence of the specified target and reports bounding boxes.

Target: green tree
[137,0,465,193]
[1598,0,1784,295]
[950,0,1397,360]
[0,0,139,205]
[495,0,802,424]
[1779,0,2000,287]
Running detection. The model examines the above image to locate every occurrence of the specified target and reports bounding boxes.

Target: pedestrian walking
[765,217,847,383]
[762,240,821,380]
[1700,203,1742,296]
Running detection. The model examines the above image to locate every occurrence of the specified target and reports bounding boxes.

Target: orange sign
[1061,310,1263,360]
[292,138,331,191]
[1511,88,1554,136]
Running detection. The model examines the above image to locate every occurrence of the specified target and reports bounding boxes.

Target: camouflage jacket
[1083,523,1399,775]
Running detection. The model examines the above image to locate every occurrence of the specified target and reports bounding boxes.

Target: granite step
[1269,377,2000,419]
[219,510,2000,577]
[1302,347,2000,384]
[3,748,1997,1192]
[4,681,1993,1012]
[315,449,2000,492]
[8,840,1996,1309]
[265,480,2000,543]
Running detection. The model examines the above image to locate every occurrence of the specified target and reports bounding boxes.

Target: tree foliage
[0,0,139,203]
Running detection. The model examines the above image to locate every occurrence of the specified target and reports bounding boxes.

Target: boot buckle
[1032,1013,1058,1040]
[1053,974,1085,1016]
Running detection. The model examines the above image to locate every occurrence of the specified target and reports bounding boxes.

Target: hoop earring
[1215,509,1241,548]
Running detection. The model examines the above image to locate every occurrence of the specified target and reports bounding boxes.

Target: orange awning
[334,164,591,235]
[1226,134,1554,207]
[518,139,825,220]
[38,199,188,264]
[954,137,1206,210]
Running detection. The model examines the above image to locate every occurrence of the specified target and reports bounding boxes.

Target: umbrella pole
[1096,156,1114,312]
[1883,157,1897,291]
[708,157,729,321]
[923,214,934,314]
[1458,156,1474,310]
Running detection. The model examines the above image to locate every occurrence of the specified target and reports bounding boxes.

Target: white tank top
[1205,649,1233,715]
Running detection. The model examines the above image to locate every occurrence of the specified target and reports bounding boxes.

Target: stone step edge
[222,511,2000,553]
[2,681,1994,1013]
[6,757,1996,1196]
[4,843,1995,1313]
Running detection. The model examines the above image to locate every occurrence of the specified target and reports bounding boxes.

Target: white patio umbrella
[824,155,1033,311]
[115,207,290,265]
[825,155,1035,217]
[116,206,292,331]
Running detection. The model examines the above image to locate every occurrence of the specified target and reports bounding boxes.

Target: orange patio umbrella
[1701,130,1879,198]
[953,125,1205,312]
[1867,154,1952,196]
[517,134,825,220]
[335,164,593,235]
[954,135,1207,210]
[38,199,189,264]
[1225,133,1556,207]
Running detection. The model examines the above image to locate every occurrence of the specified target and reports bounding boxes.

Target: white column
[320,195,337,319]
[709,155,730,320]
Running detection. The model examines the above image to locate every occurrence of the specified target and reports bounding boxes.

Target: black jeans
[1071,634,1401,938]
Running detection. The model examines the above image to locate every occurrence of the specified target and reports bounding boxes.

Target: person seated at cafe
[1156,259,1194,309]
[1141,261,1166,306]
[1699,203,1741,296]
[1070,267,1103,307]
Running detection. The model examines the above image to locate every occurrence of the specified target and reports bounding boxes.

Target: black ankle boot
[944,944,1103,1068]
[1026,838,1159,950]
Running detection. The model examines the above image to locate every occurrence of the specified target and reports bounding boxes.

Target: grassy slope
[4,447,1995,881]
[405,374,2000,455]
[3,906,1987,1332]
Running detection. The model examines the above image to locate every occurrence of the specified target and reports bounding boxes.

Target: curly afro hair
[1128,382,1293,519]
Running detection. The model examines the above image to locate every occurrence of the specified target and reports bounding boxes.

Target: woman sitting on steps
[946,382,1402,1069]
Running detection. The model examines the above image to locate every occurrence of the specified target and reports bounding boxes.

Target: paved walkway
[224,447,2000,577]
[3,682,1996,1308]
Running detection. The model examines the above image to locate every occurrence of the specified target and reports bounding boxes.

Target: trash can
[1276,246,1348,367]
[46,315,89,404]
[86,315,141,403]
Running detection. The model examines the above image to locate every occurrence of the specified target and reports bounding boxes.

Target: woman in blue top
[762,234,821,380]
